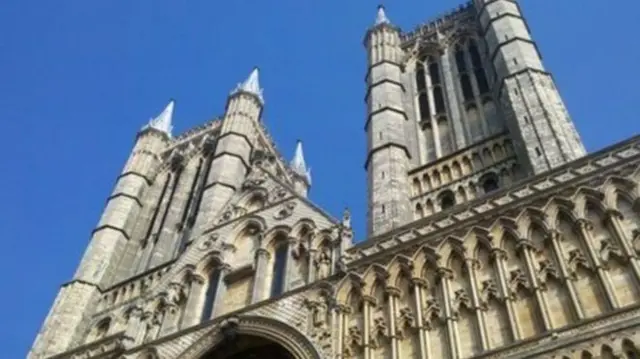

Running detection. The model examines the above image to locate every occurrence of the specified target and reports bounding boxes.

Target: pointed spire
[290,140,312,185]
[142,100,174,136]
[231,67,264,104]
[375,5,390,25]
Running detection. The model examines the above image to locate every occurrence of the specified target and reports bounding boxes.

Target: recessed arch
[177,315,322,359]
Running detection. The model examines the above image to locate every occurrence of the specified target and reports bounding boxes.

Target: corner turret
[364,6,413,237]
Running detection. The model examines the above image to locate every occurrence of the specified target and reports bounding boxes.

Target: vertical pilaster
[180,274,205,329]
[440,48,466,150]
[546,232,585,320]
[437,267,457,359]
[252,248,270,303]
[575,219,618,308]
[491,249,519,341]
[518,240,553,331]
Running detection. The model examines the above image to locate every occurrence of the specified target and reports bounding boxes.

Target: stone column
[606,212,640,281]
[212,264,231,317]
[362,295,375,359]
[441,47,467,149]
[252,248,271,303]
[575,219,618,308]
[180,274,205,328]
[491,248,520,341]
[437,267,457,359]
[546,232,585,320]
[411,278,428,359]
[515,238,553,332]
[464,258,488,351]
[386,288,401,359]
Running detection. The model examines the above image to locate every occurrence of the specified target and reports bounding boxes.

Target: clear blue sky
[1,0,638,357]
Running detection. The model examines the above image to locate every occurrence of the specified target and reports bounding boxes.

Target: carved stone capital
[362,295,377,306]
[490,248,508,261]
[575,218,594,232]
[385,286,401,298]
[255,248,271,260]
[436,267,454,280]
[410,277,428,288]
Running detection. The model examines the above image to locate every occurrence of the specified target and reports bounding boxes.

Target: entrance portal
[201,335,295,359]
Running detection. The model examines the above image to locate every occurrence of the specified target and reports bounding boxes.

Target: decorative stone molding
[176,315,322,359]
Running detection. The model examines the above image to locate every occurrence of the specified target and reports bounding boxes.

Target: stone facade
[29,2,640,359]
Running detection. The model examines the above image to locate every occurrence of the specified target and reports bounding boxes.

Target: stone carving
[304,299,331,340]
[315,247,332,280]
[343,326,363,358]
[508,269,530,298]
[566,249,591,279]
[537,259,560,289]
[342,208,351,228]
[198,233,219,251]
[370,316,389,348]
[479,279,500,309]
[166,282,187,307]
[451,289,472,319]
[273,201,296,220]
[599,239,626,268]
[218,205,247,224]
[142,309,163,343]
[422,297,443,330]
[396,307,416,339]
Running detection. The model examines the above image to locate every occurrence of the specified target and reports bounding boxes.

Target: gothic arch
[228,216,268,240]
[336,272,365,304]
[603,176,638,206]
[291,219,317,238]
[135,347,160,359]
[263,225,292,248]
[195,250,226,278]
[176,315,322,359]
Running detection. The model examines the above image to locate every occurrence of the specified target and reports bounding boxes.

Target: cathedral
[29,1,640,359]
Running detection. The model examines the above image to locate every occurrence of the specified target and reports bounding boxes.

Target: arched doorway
[201,335,294,359]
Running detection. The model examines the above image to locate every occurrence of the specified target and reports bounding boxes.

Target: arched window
[418,93,430,121]
[455,47,467,72]
[428,62,441,85]
[200,267,221,322]
[438,190,456,210]
[480,173,500,194]
[468,41,483,68]
[468,40,490,94]
[460,74,474,102]
[246,194,266,212]
[270,243,288,297]
[433,87,446,114]
[437,117,453,156]
[475,69,490,94]
[95,318,111,340]
[415,66,427,92]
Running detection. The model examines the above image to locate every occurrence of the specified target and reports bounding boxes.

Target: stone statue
[316,247,331,280]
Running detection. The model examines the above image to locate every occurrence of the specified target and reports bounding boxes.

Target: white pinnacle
[143,100,174,136]
[231,67,264,104]
[375,5,390,25]
[290,140,312,186]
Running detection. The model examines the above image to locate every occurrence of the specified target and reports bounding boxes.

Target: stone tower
[29,2,640,359]
[365,3,587,237]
